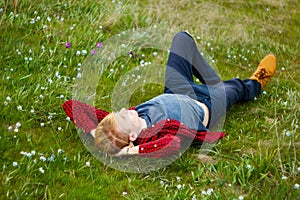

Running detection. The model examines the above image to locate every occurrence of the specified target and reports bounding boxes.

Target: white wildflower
[207,188,213,196]
[39,167,45,173]
[192,194,197,200]
[55,71,60,78]
[81,50,87,55]
[177,184,182,190]
[282,175,287,180]
[13,161,18,167]
[21,151,32,158]
[285,131,291,137]
[49,154,55,162]
[58,149,64,154]
[16,122,22,129]
[40,156,47,162]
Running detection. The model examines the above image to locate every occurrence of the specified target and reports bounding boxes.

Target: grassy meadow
[1,0,300,199]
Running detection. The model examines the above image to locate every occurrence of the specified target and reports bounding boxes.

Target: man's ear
[129,132,138,142]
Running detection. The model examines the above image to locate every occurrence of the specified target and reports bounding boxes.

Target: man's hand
[114,144,139,156]
[114,146,131,157]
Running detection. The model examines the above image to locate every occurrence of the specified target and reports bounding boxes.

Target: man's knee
[173,32,194,44]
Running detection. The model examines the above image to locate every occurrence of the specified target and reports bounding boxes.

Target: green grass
[1,0,300,199]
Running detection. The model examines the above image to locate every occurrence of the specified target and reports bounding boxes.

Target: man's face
[114,108,141,135]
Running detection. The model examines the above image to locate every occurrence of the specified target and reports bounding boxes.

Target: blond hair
[94,113,130,155]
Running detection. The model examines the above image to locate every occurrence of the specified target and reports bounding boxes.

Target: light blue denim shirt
[136,94,207,131]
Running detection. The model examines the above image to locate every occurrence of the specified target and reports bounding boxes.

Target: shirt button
[141,148,144,151]
[151,125,155,128]
[154,144,157,148]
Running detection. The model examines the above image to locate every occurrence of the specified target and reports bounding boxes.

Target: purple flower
[91,49,96,55]
[96,42,102,48]
[65,42,71,48]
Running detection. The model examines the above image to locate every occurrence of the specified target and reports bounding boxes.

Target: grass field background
[1,0,299,199]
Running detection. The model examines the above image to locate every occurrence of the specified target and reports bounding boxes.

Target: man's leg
[164,32,221,95]
[201,79,260,129]
[222,54,277,110]
[222,79,261,110]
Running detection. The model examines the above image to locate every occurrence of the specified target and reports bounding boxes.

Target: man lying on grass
[63,32,276,158]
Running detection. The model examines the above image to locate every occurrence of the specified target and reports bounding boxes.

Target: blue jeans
[164,32,261,128]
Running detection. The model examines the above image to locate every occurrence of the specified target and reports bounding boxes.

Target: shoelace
[255,68,269,79]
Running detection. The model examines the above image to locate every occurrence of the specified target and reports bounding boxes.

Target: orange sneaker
[250,54,277,88]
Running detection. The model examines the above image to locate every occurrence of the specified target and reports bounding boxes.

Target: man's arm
[62,100,110,133]
[114,145,139,156]
[115,135,181,158]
